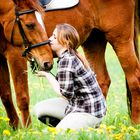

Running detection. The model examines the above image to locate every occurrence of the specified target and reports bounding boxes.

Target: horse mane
[26,0,44,15]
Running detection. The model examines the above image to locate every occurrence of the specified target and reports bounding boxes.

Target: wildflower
[3,129,11,136]
[121,125,127,133]
[87,127,94,131]
[122,116,128,121]
[112,133,123,140]
[0,117,10,122]
[100,124,106,129]
[106,125,116,133]
[128,126,138,134]
[48,127,57,135]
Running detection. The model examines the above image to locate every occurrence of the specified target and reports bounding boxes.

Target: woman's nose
[48,39,52,45]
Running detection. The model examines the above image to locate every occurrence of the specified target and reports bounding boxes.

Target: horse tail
[126,0,139,118]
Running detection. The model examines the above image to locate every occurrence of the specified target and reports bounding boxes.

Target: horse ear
[12,0,18,5]
[12,0,21,6]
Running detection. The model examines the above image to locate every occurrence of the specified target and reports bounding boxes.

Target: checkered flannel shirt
[56,50,106,118]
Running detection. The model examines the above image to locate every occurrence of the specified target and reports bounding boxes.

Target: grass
[0,44,140,140]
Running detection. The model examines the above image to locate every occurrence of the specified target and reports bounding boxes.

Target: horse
[39,0,140,124]
[0,0,53,128]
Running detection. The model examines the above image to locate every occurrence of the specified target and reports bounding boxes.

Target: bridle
[11,7,50,57]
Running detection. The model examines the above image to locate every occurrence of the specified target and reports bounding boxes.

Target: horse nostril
[44,62,52,70]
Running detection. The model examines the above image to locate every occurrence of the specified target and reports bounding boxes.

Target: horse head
[1,0,53,71]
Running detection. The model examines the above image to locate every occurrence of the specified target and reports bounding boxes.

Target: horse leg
[6,46,31,127]
[0,55,19,128]
[111,39,140,124]
[83,29,109,98]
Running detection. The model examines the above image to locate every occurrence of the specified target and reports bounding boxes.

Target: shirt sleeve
[57,59,74,99]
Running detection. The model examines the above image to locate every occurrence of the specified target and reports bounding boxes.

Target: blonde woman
[33,23,106,130]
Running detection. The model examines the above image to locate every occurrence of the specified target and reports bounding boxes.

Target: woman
[33,23,106,130]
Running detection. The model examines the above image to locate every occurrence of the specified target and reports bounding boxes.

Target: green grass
[0,44,140,140]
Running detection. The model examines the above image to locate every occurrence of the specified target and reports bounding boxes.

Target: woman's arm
[36,71,62,96]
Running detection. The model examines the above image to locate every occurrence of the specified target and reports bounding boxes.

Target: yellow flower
[128,126,138,133]
[48,127,57,135]
[112,133,123,140]
[87,127,94,131]
[100,124,106,129]
[122,116,128,120]
[0,117,10,122]
[121,125,127,133]
[3,130,11,136]
[106,126,114,133]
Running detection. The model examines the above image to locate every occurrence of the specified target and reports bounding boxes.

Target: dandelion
[106,125,116,134]
[48,127,57,135]
[87,127,94,132]
[3,129,11,136]
[122,116,128,121]
[111,133,123,140]
[100,124,106,129]
[0,116,10,122]
[128,126,138,135]
[121,124,127,133]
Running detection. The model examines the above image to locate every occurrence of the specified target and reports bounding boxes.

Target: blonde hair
[56,23,89,69]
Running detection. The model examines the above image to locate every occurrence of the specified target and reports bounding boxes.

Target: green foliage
[0,45,140,140]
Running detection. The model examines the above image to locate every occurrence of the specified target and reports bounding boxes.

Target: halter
[11,7,50,57]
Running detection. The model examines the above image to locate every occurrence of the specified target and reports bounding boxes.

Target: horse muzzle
[29,58,53,73]
[44,62,53,71]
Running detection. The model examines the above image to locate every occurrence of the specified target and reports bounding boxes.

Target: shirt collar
[57,49,68,63]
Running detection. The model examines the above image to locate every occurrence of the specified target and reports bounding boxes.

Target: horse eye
[26,24,35,30]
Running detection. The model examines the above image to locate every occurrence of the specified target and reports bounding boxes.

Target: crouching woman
[33,23,106,131]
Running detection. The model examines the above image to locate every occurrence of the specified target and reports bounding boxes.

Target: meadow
[0,44,140,140]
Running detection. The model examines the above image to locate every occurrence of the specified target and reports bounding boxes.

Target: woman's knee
[56,112,103,130]
[32,97,68,120]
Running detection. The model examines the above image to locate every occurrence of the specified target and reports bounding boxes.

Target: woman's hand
[35,70,48,77]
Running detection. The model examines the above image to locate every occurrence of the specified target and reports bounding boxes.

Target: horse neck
[0,1,15,23]
[0,0,14,14]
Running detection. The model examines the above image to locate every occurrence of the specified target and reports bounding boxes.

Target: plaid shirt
[56,50,106,118]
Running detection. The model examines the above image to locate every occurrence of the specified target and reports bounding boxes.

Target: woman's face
[49,28,61,52]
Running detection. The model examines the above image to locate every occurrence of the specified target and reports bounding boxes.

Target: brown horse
[0,0,53,128]
[41,0,140,124]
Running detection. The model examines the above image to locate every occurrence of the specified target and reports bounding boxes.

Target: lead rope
[50,71,56,77]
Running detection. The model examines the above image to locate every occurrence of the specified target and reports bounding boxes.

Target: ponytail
[70,48,90,69]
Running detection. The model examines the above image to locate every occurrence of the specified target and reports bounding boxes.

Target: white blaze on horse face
[35,11,46,31]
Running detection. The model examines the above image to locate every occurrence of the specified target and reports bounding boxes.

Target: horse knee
[127,76,140,93]
[17,94,29,110]
[126,65,140,92]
